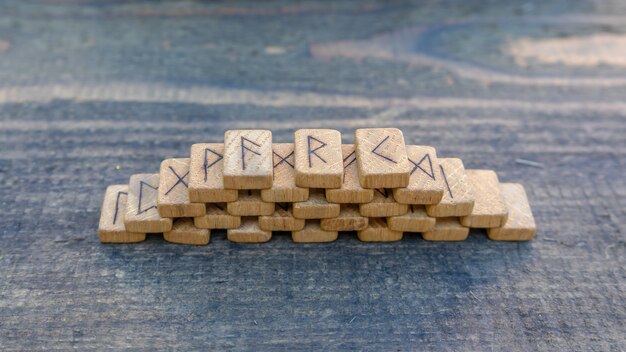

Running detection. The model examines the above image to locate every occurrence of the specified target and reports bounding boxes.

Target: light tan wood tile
[164,218,210,245]
[294,129,343,188]
[357,218,403,242]
[393,145,444,204]
[223,129,273,189]
[227,190,275,216]
[261,143,309,202]
[189,143,238,203]
[292,189,340,219]
[422,217,469,241]
[157,158,205,218]
[125,173,173,233]
[291,220,338,243]
[325,144,374,204]
[387,205,436,233]
[425,158,475,217]
[359,188,408,217]
[259,203,305,231]
[194,203,241,229]
[320,205,368,231]
[487,183,536,241]
[355,128,411,188]
[460,170,508,228]
[227,217,272,243]
[98,185,146,243]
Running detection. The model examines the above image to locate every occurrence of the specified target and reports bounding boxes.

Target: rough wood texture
[2,1,626,350]
[320,205,369,231]
[194,203,241,229]
[359,188,409,217]
[292,189,341,219]
[460,169,509,228]
[164,218,210,245]
[488,183,537,241]
[425,158,475,217]
[227,190,275,216]
[223,130,273,189]
[259,204,306,231]
[423,217,470,241]
[98,185,146,243]
[355,128,411,188]
[292,220,338,243]
[294,129,343,188]
[261,143,309,202]
[325,144,375,204]
[393,145,444,205]
[357,218,403,242]
[387,205,436,233]
[125,173,173,233]
[157,158,205,218]
[189,143,238,203]
[227,217,272,243]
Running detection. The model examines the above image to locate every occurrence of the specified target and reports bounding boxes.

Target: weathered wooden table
[0,1,624,350]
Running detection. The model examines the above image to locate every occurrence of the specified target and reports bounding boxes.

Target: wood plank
[357,218,403,242]
[164,218,210,245]
[259,203,305,231]
[292,189,340,219]
[325,144,374,204]
[294,129,343,188]
[460,170,508,228]
[223,129,273,189]
[227,217,272,243]
[227,190,275,216]
[261,143,309,202]
[487,183,536,241]
[392,145,444,204]
[157,158,205,218]
[189,143,238,203]
[193,203,241,229]
[422,217,469,241]
[291,220,338,243]
[98,185,146,243]
[359,188,408,217]
[387,205,436,233]
[425,158,475,217]
[355,128,411,188]
[320,204,368,231]
[125,173,173,233]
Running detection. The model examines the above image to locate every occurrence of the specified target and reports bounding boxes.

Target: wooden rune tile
[460,170,508,228]
[157,158,206,218]
[387,205,436,233]
[292,189,340,219]
[487,183,536,241]
[194,203,241,229]
[357,218,403,242]
[294,129,343,188]
[425,158,475,217]
[355,128,411,188]
[125,173,173,233]
[164,218,210,245]
[393,145,444,205]
[223,130,273,189]
[325,144,374,204]
[320,204,368,231]
[98,185,146,243]
[227,217,272,243]
[259,203,305,231]
[227,190,275,216]
[189,143,238,203]
[422,217,469,241]
[261,143,309,202]
[359,188,409,217]
[291,220,338,243]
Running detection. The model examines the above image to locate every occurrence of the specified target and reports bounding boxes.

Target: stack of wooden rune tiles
[98,128,536,245]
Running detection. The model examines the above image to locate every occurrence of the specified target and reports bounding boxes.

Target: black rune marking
[203,148,223,182]
[241,136,261,170]
[137,181,158,215]
[371,135,397,164]
[273,151,294,168]
[343,151,356,168]
[165,166,189,195]
[307,135,327,168]
[375,188,389,198]
[410,153,435,180]
[113,191,128,224]
[440,165,453,199]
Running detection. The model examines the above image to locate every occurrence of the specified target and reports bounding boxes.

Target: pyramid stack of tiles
[98,128,536,245]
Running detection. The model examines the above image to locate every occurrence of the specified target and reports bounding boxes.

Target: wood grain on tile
[98,185,146,243]
[425,158,475,217]
[125,173,173,233]
[189,143,238,203]
[223,130,273,189]
[355,128,411,188]
[261,143,309,202]
[294,129,343,188]
[325,144,374,204]
[460,170,508,228]
[487,183,536,241]
[393,145,444,205]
